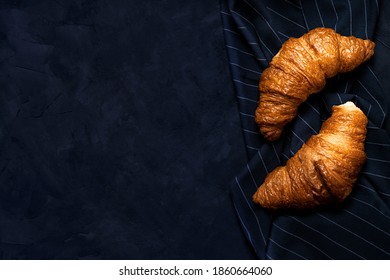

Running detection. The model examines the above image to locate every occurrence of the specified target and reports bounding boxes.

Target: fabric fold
[221,0,390,259]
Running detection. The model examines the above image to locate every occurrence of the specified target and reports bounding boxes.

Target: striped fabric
[220,0,390,259]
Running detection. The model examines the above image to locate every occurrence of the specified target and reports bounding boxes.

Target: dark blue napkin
[221,0,390,259]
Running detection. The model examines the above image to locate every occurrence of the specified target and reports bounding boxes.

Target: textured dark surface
[0,1,256,259]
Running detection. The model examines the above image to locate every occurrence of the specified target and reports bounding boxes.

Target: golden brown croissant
[252,101,367,210]
[255,27,374,141]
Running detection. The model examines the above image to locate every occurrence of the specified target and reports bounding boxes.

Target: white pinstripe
[268,238,307,259]
[223,28,240,35]
[233,79,258,88]
[226,45,256,57]
[291,130,305,145]
[272,142,281,165]
[235,177,267,245]
[266,254,274,260]
[315,0,325,27]
[289,216,365,259]
[257,150,269,173]
[343,77,350,93]
[366,103,372,118]
[377,38,390,50]
[367,157,390,163]
[299,0,310,30]
[273,223,333,259]
[330,0,339,32]
[298,115,318,134]
[246,145,260,151]
[317,213,390,256]
[343,209,390,237]
[366,66,381,86]
[220,11,232,16]
[241,123,260,135]
[322,97,330,112]
[229,62,262,74]
[306,101,320,115]
[366,141,390,147]
[277,31,290,40]
[243,0,282,42]
[357,183,376,194]
[282,153,290,161]
[284,0,302,10]
[233,201,254,247]
[247,163,259,188]
[379,192,390,197]
[364,186,390,198]
[237,95,258,103]
[363,0,368,39]
[240,111,255,118]
[367,126,383,130]
[347,0,353,35]
[351,196,390,220]
[243,128,260,135]
[230,9,275,56]
[266,6,306,30]
[362,172,390,180]
[337,93,342,103]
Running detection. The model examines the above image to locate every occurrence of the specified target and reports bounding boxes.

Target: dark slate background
[0,1,256,259]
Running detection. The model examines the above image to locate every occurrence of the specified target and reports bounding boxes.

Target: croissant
[255,27,374,141]
[252,101,367,210]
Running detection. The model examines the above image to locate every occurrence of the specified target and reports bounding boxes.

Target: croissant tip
[252,191,261,204]
[252,193,257,203]
[259,126,283,141]
[340,101,357,108]
[253,190,270,209]
[337,101,362,112]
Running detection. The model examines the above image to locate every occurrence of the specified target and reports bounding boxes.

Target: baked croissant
[252,101,367,210]
[255,27,374,141]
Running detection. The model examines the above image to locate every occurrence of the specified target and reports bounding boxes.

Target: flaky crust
[255,27,375,141]
[252,102,368,210]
